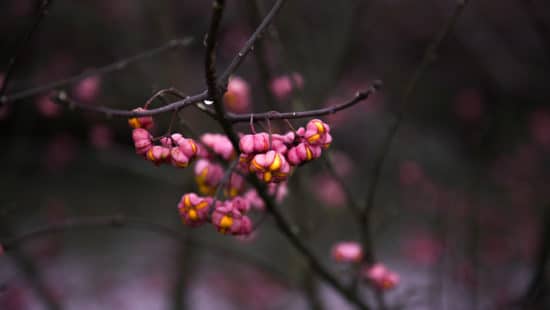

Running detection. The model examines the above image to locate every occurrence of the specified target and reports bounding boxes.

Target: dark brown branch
[1,38,193,104]
[0,0,53,105]
[226,80,382,123]
[360,0,470,264]
[218,0,288,83]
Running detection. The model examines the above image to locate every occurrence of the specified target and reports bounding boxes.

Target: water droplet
[204,100,214,105]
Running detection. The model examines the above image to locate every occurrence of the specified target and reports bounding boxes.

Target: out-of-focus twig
[0,0,54,105]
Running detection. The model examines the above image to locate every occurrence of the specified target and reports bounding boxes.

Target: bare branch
[0,0,54,105]
[1,38,194,104]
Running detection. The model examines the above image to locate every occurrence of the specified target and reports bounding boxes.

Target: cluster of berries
[331,242,400,290]
[239,118,332,183]
[129,109,199,167]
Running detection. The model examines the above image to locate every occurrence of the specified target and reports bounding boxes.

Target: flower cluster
[129,108,199,167]
[331,241,400,291]
[239,119,332,183]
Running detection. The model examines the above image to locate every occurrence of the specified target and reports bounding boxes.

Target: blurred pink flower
[401,232,443,266]
[311,174,345,207]
[89,124,114,150]
[200,133,235,160]
[453,88,484,122]
[363,263,400,290]
[223,76,251,113]
[195,159,224,196]
[132,128,152,155]
[270,72,304,101]
[399,160,424,186]
[211,200,252,236]
[35,94,61,118]
[178,193,212,227]
[529,108,550,148]
[73,75,101,103]
[44,134,78,172]
[146,146,171,165]
[332,241,363,263]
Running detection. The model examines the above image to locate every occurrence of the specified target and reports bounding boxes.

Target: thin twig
[226,80,382,123]
[1,37,193,104]
[0,0,54,105]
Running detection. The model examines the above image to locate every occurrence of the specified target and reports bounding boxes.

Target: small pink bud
[223,76,251,113]
[331,242,363,263]
[201,133,235,160]
[128,108,154,129]
[170,147,190,168]
[36,95,61,118]
[132,128,152,155]
[89,124,113,150]
[363,263,400,290]
[249,150,290,183]
[211,200,252,236]
[146,146,170,165]
[178,193,212,226]
[270,73,304,101]
[287,143,322,165]
[195,159,224,195]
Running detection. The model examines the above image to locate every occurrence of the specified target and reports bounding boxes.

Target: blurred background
[1,0,550,309]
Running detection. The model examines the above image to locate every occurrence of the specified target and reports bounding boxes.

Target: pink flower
[194,159,224,195]
[363,263,400,290]
[270,73,304,101]
[249,150,291,183]
[223,76,251,113]
[73,75,101,102]
[128,108,154,129]
[89,124,113,150]
[171,134,198,158]
[301,119,332,148]
[331,242,363,263]
[146,146,170,165]
[225,173,245,197]
[132,128,152,155]
[35,94,61,118]
[244,189,265,210]
[170,147,191,168]
[287,142,322,165]
[178,193,212,226]
[211,200,252,236]
[200,133,235,160]
[239,132,270,154]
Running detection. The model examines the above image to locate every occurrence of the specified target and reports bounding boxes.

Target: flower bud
[178,193,212,226]
[128,108,154,129]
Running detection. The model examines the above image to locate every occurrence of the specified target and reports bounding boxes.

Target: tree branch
[1,37,194,104]
[0,0,54,105]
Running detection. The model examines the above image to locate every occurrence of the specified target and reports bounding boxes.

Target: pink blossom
[244,189,265,210]
[302,119,332,148]
[178,193,212,226]
[172,134,198,158]
[128,108,154,129]
[194,159,224,195]
[73,75,101,102]
[270,72,304,101]
[200,133,235,160]
[223,76,251,113]
[146,146,170,165]
[331,242,363,263]
[311,175,345,207]
[211,200,252,236]
[170,147,191,168]
[89,124,113,150]
[132,128,152,155]
[363,263,400,290]
[225,173,245,197]
[287,142,322,165]
[35,94,62,118]
[239,132,270,154]
[249,150,291,183]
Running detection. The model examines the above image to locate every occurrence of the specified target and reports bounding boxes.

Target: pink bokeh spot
[35,94,62,118]
[453,88,484,122]
[401,232,443,266]
[311,174,346,207]
[399,160,424,187]
[270,73,304,101]
[529,108,550,149]
[89,124,114,150]
[73,75,101,103]
[44,134,78,172]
